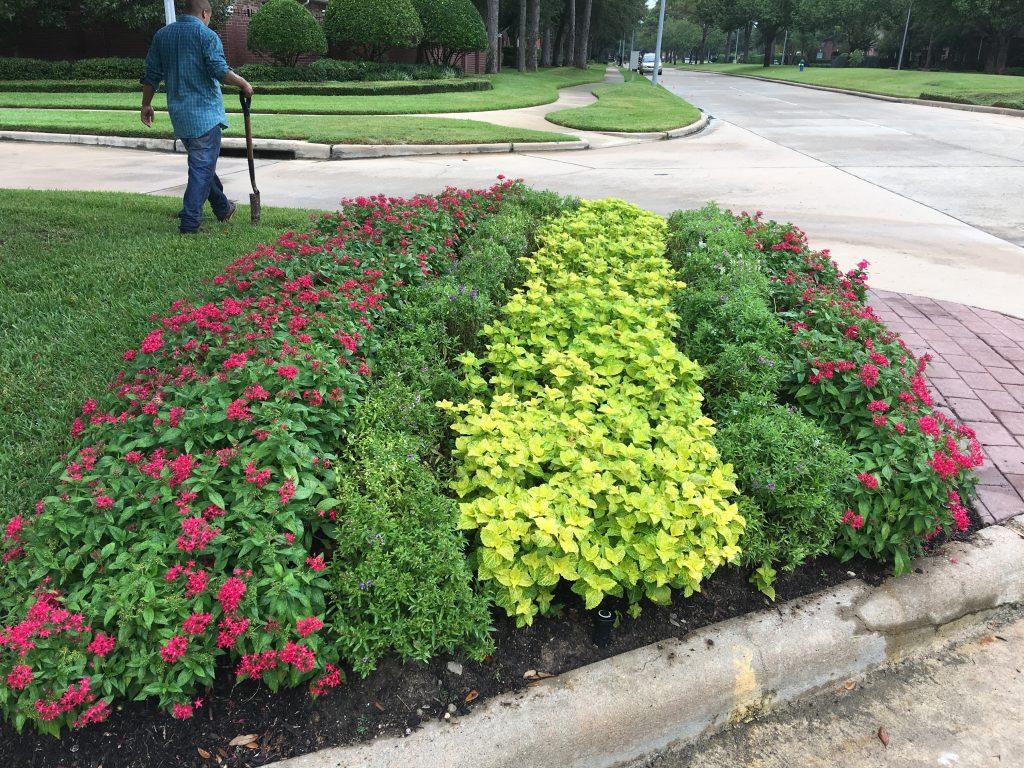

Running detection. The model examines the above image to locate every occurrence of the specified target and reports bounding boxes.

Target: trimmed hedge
[0,57,143,80]
[235,60,462,83]
[0,79,491,96]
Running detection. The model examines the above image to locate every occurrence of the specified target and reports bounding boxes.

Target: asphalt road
[661,70,1024,249]
[1,69,1022,314]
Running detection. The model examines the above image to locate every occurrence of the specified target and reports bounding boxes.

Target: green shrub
[247,0,328,66]
[443,200,744,626]
[848,49,866,67]
[324,0,424,61]
[666,206,786,415]
[0,57,144,80]
[715,398,851,597]
[412,0,488,66]
[71,57,145,80]
[0,78,489,96]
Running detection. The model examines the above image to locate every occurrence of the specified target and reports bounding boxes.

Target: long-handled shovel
[239,93,261,226]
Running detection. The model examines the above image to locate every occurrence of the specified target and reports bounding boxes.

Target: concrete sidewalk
[640,607,1024,768]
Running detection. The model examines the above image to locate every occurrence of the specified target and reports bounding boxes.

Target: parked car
[640,53,663,75]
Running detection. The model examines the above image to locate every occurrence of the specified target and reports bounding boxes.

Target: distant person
[139,0,254,234]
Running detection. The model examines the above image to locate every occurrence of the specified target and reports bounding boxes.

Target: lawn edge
[267,516,1024,768]
[689,69,1024,117]
[0,130,589,158]
[597,110,710,140]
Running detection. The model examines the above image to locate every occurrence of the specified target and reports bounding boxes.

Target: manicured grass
[0,66,606,115]
[0,189,316,528]
[546,78,701,132]
[0,108,574,144]
[694,64,1024,109]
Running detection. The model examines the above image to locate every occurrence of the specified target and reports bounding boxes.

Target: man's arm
[203,30,253,97]
[140,39,163,127]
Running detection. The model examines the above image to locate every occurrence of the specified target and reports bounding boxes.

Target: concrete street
[1,69,1022,314]
[637,608,1024,768]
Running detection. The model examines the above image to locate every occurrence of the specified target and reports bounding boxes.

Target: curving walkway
[871,289,1024,523]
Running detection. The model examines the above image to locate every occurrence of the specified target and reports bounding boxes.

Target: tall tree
[528,0,541,70]
[567,0,577,67]
[518,0,528,70]
[486,0,501,72]
[575,0,593,67]
[954,0,1024,72]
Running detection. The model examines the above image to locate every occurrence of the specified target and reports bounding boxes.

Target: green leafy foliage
[0,182,522,734]
[442,200,744,626]
[246,0,328,67]
[715,398,853,587]
[412,0,488,65]
[324,0,424,61]
[0,57,141,79]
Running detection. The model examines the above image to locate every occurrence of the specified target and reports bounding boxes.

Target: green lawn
[0,108,574,144]
[0,190,316,528]
[694,64,1024,109]
[546,78,701,132]
[0,66,606,115]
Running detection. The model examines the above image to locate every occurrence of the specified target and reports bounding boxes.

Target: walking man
[140,0,254,233]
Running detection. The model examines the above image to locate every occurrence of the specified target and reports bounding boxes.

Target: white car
[640,53,663,75]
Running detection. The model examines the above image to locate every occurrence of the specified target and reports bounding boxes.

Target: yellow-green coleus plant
[439,199,744,626]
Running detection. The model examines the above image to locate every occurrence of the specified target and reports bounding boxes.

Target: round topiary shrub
[412,0,487,66]
[324,0,423,62]
[247,0,328,67]
[245,0,325,67]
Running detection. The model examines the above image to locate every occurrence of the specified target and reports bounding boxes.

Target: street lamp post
[651,0,667,87]
[163,0,176,25]
[897,3,912,71]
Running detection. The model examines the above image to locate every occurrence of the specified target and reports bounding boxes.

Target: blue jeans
[179,126,231,233]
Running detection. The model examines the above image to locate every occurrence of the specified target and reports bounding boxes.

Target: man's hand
[140,105,155,127]
[224,70,254,98]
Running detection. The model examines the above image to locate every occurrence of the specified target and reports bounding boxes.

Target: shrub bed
[442,200,743,626]
[0,79,490,96]
[0,181,526,734]
[668,205,982,579]
[0,57,461,83]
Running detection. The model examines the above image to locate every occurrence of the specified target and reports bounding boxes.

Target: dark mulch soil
[1,510,983,768]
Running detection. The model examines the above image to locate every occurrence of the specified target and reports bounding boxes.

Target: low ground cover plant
[442,200,744,626]
[0,182,526,734]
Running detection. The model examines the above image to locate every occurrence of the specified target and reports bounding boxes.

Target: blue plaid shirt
[141,15,230,139]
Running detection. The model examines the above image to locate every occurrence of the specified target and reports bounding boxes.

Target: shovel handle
[239,93,252,115]
[238,93,258,195]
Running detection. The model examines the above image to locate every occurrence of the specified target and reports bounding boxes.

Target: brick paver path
[870,290,1024,525]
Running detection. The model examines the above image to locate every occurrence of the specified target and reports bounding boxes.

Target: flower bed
[668,205,982,585]
[0,188,985,757]
[0,181,531,734]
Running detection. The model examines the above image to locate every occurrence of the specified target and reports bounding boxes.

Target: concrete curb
[269,518,1024,768]
[693,70,1024,117]
[0,130,589,160]
[598,111,710,141]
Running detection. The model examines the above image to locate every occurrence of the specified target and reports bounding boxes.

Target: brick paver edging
[870,289,1024,524]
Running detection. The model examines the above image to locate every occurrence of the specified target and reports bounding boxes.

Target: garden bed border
[269,516,1024,768]
[692,69,1024,117]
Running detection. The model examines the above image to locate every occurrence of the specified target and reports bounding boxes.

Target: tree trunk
[995,33,1010,74]
[697,23,709,64]
[486,0,500,74]
[542,25,554,67]
[517,0,527,72]
[743,21,752,63]
[567,0,576,70]
[924,35,934,69]
[527,0,540,71]
[762,29,775,68]
[575,0,592,69]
